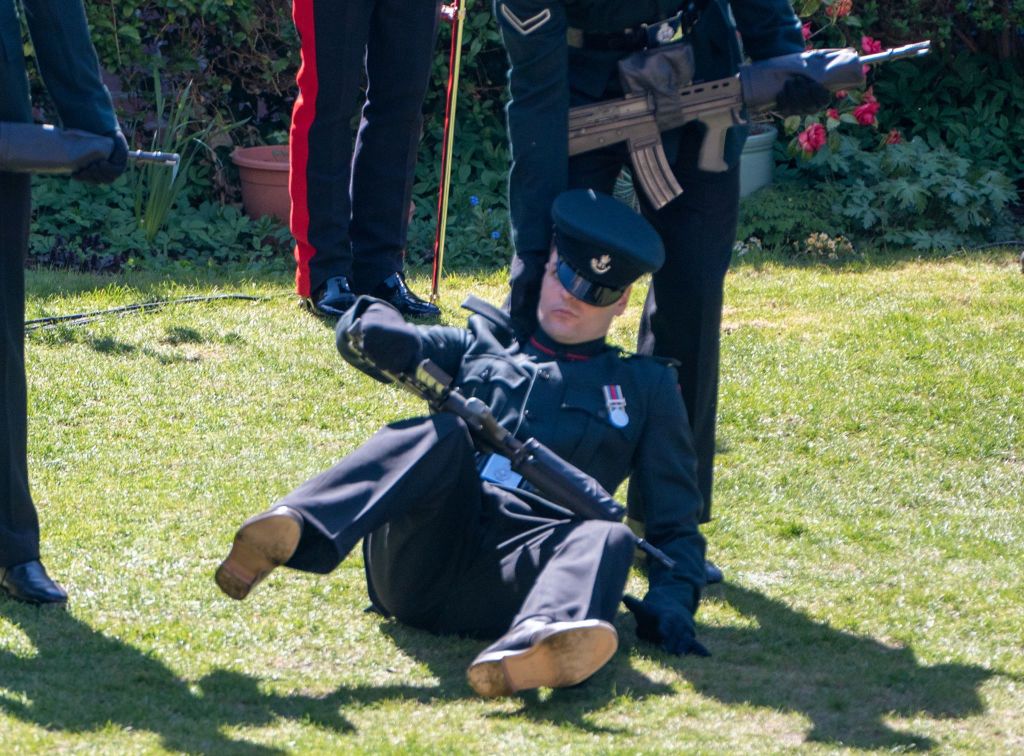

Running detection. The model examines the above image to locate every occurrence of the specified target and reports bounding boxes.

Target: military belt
[566,3,702,52]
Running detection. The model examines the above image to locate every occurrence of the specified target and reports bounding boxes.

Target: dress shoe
[309,275,357,317]
[0,560,68,605]
[467,617,618,697]
[215,506,303,600]
[705,560,724,585]
[368,272,440,319]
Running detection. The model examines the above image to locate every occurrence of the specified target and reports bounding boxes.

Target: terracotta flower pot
[231,145,290,223]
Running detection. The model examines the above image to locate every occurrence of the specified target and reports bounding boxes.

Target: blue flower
[469,195,480,206]
[490,230,501,240]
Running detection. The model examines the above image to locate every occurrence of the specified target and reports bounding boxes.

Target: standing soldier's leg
[0,173,41,571]
[349,0,439,314]
[290,0,372,306]
[637,163,740,529]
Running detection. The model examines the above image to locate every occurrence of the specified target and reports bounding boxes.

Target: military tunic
[495,0,805,522]
[1,0,117,567]
[273,298,706,638]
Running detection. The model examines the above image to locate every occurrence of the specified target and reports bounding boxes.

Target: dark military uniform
[495,0,805,522]
[289,0,439,301]
[1,0,118,573]
[272,297,706,639]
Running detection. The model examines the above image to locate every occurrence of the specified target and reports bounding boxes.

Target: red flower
[835,89,848,100]
[798,123,827,155]
[853,100,880,125]
[826,0,852,19]
[802,22,812,42]
[860,35,883,54]
[884,129,902,145]
[827,108,840,120]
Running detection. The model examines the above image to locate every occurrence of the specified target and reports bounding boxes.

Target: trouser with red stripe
[290,0,440,298]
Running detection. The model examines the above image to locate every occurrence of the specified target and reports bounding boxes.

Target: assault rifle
[0,122,180,177]
[345,322,676,569]
[568,41,931,208]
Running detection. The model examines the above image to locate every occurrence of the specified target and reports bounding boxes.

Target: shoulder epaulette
[461,295,515,341]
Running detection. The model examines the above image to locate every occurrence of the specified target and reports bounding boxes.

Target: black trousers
[289,0,439,298]
[276,413,635,639]
[0,171,40,568]
[564,135,739,524]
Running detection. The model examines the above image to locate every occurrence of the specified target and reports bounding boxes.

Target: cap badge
[602,385,629,428]
[590,254,612,275]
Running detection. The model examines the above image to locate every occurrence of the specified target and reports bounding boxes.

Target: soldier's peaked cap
[551,189,665,307]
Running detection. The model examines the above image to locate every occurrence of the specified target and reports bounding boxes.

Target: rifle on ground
[0,122,180,177]
[345,323,676,569]
[568,41,931,208]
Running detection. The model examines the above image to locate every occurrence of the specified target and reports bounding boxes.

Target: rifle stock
[568,41,930,208]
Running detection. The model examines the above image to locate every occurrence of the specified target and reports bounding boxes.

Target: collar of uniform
[527,329,608,361]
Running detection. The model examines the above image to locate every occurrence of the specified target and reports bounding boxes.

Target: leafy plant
[132,76,227,243]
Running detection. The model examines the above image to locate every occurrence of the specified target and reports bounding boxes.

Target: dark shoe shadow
[0,603,353,753]
[673,584,997,750]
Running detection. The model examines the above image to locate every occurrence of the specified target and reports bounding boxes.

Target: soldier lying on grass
[215,190,709,697]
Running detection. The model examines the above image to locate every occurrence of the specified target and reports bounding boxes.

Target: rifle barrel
[861,40,930,66]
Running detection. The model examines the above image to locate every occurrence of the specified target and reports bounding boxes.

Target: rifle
[0,122,180,178]
[345,323,676,569]
[568,41,931,209]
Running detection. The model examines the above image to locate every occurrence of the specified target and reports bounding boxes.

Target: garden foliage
[18,0,1024,269]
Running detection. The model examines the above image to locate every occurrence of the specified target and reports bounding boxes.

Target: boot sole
[214,509,301,601]
[467,620,618,697]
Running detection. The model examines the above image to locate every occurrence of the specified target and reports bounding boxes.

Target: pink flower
[798,123,827,155]
[835,89,848,100]
[802,22,812,41]
[861,36,883,54]
[862,87,877,104]
[853,100,880,125]
[827,108,840,120]
[826,0,852,19]
[884,129,902,145]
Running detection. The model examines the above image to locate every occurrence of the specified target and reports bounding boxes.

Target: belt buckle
[643,11,684,49]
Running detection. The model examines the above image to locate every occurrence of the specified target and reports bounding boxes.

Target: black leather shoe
[310,275,357,317]
[215,506,303,601]
[467,618,618,697]
[0,560,68,605]
[368,272,440,319]
[705,560,724,585]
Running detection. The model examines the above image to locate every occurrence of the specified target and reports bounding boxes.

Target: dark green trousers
[0,171,39,567]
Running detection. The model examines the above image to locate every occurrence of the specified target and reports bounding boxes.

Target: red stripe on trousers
[290,0,318,297]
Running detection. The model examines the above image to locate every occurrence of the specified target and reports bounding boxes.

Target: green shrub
[747,137,1018,252]
[873,51,1024,183]
[29,175,291,274]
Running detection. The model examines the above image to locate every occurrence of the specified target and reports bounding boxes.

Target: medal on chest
[602,385,629,428]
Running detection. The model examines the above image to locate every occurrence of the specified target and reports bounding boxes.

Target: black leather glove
[774,75,832,117]
[357,302,422,374]
[72,129,128,184]
[623,594,710,656]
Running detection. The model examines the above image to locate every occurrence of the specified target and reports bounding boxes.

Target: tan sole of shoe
[467,620,618,698]
[214,509,301,601]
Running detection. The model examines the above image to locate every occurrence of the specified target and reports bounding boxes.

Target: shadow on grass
[0,603,353,753]
[368,620,676,734]
[681,584,995,750]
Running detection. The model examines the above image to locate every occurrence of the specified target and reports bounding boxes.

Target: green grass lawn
[3,253,1023,753]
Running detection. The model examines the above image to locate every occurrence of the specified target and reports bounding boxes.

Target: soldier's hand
[623,594,710,657]
[359,302,422,374]
[73,129,128,184]
[774,75,832,116]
